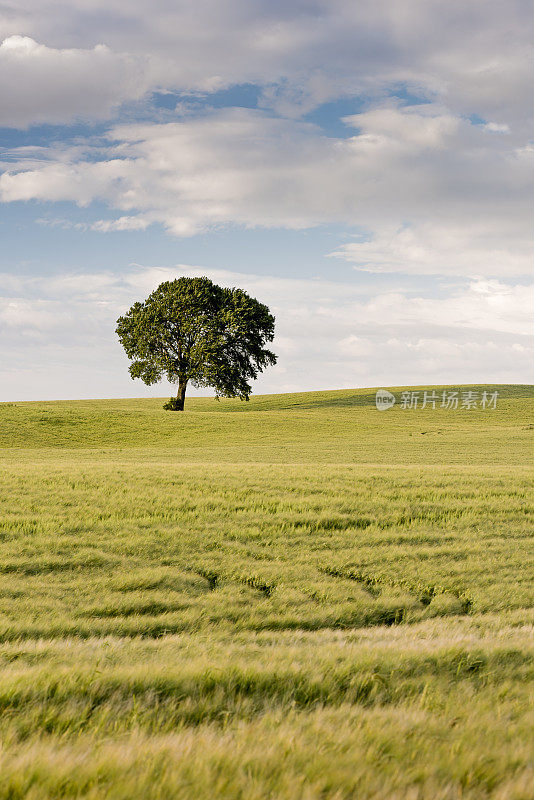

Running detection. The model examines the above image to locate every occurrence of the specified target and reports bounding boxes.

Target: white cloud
[2,104,534,277]
[0,36,150,126]
[0,266,532,400]
[0,1,533,125]
[332,223,534,277]
[342,106,460,150]
[91,216,151,232]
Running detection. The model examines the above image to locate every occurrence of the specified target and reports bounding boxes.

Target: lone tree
[116,277,277,410]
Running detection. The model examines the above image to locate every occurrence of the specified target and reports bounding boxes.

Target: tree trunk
[175,378,187,411]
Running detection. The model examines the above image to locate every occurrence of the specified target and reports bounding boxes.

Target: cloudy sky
[1,0,532,400]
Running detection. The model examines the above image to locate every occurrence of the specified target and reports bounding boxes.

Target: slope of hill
[1,383,532,464]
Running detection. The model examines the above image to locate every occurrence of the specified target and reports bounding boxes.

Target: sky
[0,0,533,401]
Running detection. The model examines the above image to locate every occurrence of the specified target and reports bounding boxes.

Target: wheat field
[0,385,532,799]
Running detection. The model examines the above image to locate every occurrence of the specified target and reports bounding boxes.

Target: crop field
[0,384,532,799]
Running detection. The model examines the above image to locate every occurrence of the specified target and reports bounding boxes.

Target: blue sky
[0,1,533,400]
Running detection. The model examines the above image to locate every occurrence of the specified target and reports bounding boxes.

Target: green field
[0,385,533,799]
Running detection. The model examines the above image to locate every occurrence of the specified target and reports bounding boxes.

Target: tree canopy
[116,277,277,410]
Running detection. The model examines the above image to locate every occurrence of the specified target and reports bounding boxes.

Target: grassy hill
[0,385,532,799]
[1,383,532,463]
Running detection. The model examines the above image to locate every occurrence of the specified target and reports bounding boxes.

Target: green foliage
[162,397,183,411]
[116,277,277,408]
